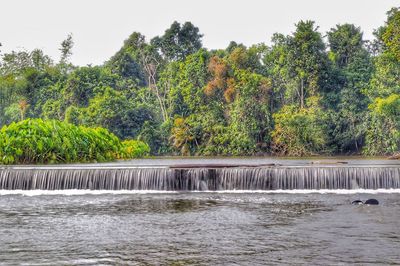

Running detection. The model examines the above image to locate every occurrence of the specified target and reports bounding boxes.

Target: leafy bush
[119,139,150,159]
[271,105,327,156]
[0,119,149,164]
[364,94,400,155]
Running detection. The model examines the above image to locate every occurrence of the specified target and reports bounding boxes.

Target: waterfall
[0,166,399,190]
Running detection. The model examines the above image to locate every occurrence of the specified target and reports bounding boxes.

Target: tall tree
[105,32,146,87]
[267,21,331,155]
[287,21,330,108]
[365,8,400,155]
[327,24,373,152]
[59,34,74,64]
[151,21,203,61]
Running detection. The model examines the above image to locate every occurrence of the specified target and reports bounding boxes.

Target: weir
[1,163,400,190]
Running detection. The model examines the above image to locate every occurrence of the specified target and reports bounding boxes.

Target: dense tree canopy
[0,11,399,157]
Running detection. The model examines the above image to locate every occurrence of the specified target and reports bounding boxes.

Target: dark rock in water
[364,199,379,205]
[351,199,379,205]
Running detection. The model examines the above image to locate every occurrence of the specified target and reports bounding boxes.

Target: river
[0,191,399,265]
[1,158,399,265]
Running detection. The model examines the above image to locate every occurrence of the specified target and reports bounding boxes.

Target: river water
[0,191,399,265]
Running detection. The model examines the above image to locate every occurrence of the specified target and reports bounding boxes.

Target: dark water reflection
[0,192,399,265]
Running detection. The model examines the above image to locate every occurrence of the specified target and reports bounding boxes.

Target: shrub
[0,119,149,164]
[364,94,400,155]
[271,105,327,156]
[119,139,150,159]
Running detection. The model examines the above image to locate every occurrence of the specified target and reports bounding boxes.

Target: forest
[0,7,399,157]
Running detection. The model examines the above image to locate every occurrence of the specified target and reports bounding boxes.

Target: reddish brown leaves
[205,56,236,103]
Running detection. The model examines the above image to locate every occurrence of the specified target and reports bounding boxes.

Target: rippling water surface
[0,191,399,265]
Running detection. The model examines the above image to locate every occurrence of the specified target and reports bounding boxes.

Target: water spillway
[1,161,400,190]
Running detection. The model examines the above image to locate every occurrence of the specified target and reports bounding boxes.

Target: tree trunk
[300,78,304,109]
[141,54,169,123]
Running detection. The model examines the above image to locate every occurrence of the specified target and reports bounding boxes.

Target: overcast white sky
[0,0,398,66]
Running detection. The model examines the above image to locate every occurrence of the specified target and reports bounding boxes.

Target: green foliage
[1,13,399,158]
[59,33,74,65]
[62,66,117,107]
[151,21,203,61]
[3,103,20,123]
[105,32,147,87]
[0,49,53,75]
[170,116,194,155]
[328,24,364,67]
[264,21,331,111]
[363,8,400,156]
[67,87,158,140]
[138,120,172,155]
[327,24,373,153]
[119,139,150,159]
[380,8,400,61]
[0,119,149,164]
[364,94,400,155]
[165,49,210,116]
[271,103,327,156]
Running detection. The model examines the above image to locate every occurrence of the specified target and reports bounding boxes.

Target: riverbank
[2,156,398,167]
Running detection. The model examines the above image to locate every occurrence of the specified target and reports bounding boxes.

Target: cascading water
[1,165,400,190]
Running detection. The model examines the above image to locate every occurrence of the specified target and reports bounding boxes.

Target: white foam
[1,189,400,196]
[214,189,400,194]
[0,190,178,196]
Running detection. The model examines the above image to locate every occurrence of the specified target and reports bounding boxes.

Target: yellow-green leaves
[0,119,149,164]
